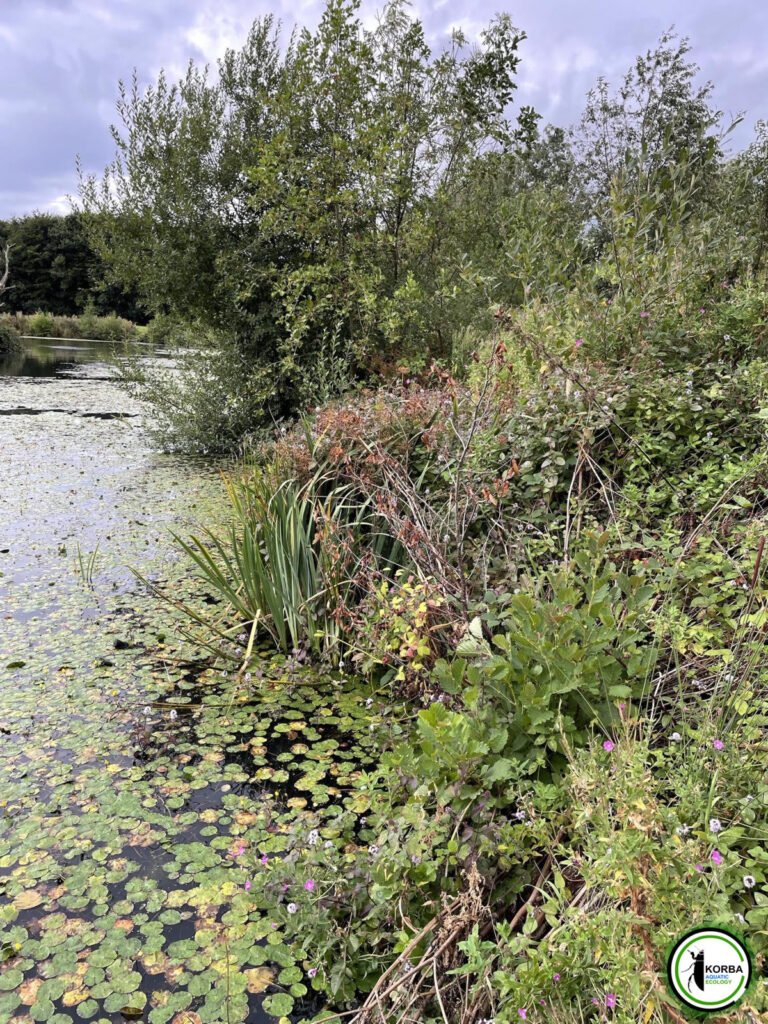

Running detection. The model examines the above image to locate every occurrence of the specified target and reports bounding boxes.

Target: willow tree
[78,0,527,451]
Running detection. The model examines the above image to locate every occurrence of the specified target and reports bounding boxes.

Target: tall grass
[174,469,404,658]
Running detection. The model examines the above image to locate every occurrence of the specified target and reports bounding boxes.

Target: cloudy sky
[1,0,766,219]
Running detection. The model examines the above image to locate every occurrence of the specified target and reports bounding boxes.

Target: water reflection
[0,337,147,378]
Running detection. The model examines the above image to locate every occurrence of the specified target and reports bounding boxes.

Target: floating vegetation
[0,352,385,1022]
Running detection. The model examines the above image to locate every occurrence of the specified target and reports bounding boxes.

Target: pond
[0,340,379,1023]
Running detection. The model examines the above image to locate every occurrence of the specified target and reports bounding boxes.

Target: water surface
[0,341,378,1023]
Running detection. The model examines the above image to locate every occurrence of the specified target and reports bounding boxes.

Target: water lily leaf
[263,992,294,1018]
[0,968,24,991]
[245,967,273,993]
[120,991,148,1019]
[13,890,43,910]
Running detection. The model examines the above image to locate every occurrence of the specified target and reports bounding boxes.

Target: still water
[0,340,373,1024]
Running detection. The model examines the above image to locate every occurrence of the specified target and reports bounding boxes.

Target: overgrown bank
[178,305,768,1021]
[12,0,768,1020]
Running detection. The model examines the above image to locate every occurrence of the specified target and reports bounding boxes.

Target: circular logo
[667,927,752,1013]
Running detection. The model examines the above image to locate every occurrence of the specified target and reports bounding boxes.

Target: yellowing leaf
[19,977,42,1005]
[13,890,42,910]
[62,986,90,1007]
[245,967,274,993]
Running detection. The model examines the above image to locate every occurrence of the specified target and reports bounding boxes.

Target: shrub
[0,320,21,355]
[142,314,196,348]
[27,310,55,337]
[353,571,448,691]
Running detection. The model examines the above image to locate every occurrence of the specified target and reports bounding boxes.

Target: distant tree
[0,213,143,319]
[0,241,10,307]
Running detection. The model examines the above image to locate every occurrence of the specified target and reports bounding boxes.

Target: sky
[1,0,767,219]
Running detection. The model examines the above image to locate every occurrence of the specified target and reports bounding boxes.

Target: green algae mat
[0,348,381,1023]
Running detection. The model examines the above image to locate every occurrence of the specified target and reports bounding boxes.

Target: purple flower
[308,967,318,978]
[518,1011,527,1020]
[574,338,584,348]
[260,855,269,865]
[694,863,704,873]
[606,993,617,1009]
[603,740,615,752]
[711,849,723,865]
[233,844,245,858]
[553,973,560,982]
[281,883,290,893]
[244,880,251,891]
[713,739,724,750]
[639,311,650,318]
[304,879,315,892]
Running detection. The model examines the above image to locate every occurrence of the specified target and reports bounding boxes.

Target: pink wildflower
[603,740,615,752]
[574,338,584,348]
[713,739,724,750]
[518,1011,527,1020]
[606,993,617,1009]
[244,880,251,891]
[304,879,316,892]
[711,849,723,865]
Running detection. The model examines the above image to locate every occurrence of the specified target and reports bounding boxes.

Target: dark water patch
[0,407,72,415]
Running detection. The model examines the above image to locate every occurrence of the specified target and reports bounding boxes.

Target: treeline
[0,213,143,322]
